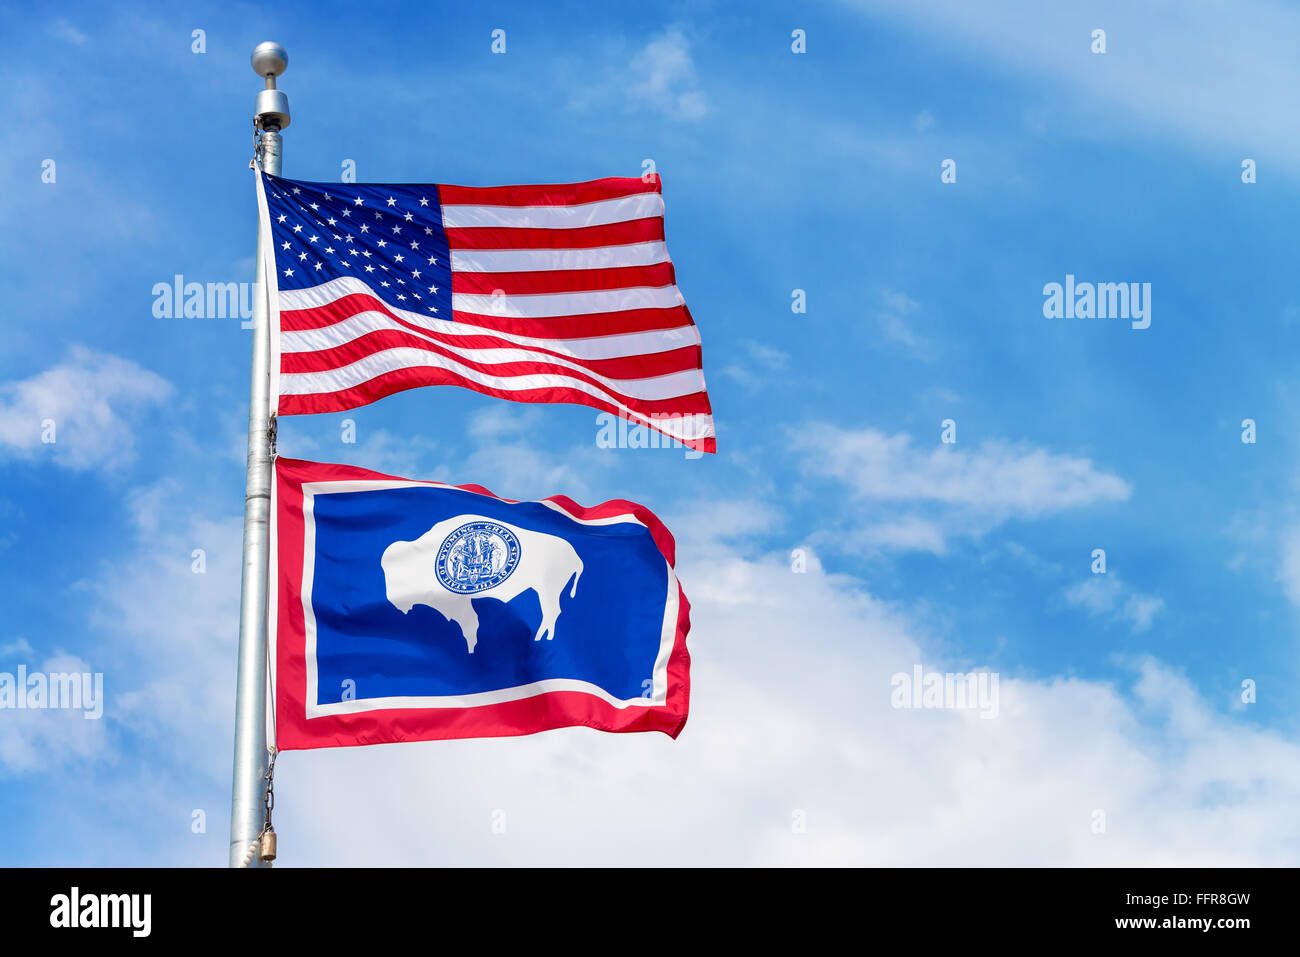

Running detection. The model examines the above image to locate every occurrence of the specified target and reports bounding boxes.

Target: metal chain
[252,120,264,169]
[263,745,277,825]
[235,748,277,867]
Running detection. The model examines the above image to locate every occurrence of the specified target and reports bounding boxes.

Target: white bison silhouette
[381,514,583,654]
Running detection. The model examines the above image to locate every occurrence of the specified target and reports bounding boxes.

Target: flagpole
[230,41,290,868]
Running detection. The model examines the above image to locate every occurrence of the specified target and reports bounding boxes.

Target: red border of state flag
[272,457,692,749]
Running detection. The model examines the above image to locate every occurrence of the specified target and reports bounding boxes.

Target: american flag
[259,173,715,452]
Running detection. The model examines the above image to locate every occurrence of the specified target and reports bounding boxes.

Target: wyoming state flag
[272,458,691,749]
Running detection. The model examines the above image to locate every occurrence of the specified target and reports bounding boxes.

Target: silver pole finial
[252,42,290,131]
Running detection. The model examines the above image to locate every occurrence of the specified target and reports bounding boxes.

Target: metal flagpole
[230,41,290,868]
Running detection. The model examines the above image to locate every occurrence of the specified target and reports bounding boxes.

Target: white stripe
[450,240,670,273]
[279,274,686,321]
[454,286,684,319]
[282,346,705,403]
[281,310,699,360]
[441,193,665,230]
[285,329,698,391]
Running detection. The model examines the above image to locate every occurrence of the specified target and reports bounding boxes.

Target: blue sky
[3,0,1300,865]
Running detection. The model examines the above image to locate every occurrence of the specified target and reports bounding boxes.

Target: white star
[314,261,323,270]
[342,209,351,217]
[280,241,291,250]
[428,285,438,294]
[397,293,406,301]
[410,241,419,250]
[412,269,421,279]
[276,214,287,223]
[323,193,332,201]
[391,225,402,234]
[419,197,429,207]
[298,252,308,261]
[386,197,396,206]
[359,223,369,233]
[340,261,350,268]
[424,227,433,235]
[353,197,364,205]
[324,247,334,254]
[426,255,437,265]
[327,217,336,226]
[380,280,390,287]
[364,264,375,273]
[404,212,414,222]
[292,224,303,233]
[394,254,404,262]
[309,203,319,211]
[377,239,387,248]
[308,235,319,243]
[283,268,294,276]
[292,187,301,194]
[429,305,438,314]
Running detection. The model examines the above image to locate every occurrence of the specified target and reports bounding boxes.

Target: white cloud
[801,427,1130,513]
[1124,594,1164,632]
[265,533,1299,865]
[854,517,948,554]
[0,651,110,774]
[12,467,1296,865]
[721,340,791,389]
[1064,575,1164,633]
[1277,525,1300,607]
[0,347,171,470]
[856,0,1300,175]
[467,405,544,441]
[793,424,1131,551]
[876,289,926,351]
[629,28,708,121]
[49,19,88,47]
[0,638,34,658]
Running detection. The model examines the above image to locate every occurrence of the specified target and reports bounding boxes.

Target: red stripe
[280,290,697,339]
[278,365,714,448]
[451,262,677,296]
[445,218,665,251]
[437,176,660,208]
[280,328,703,383]
[448,305,695,339]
